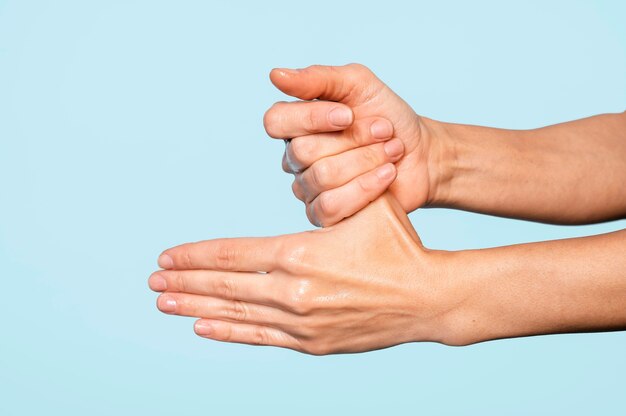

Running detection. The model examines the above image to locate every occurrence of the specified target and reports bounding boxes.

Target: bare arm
[149,193,626,353]
[441,227,626,345]
[426,112,626,224]
[264,64,626,225]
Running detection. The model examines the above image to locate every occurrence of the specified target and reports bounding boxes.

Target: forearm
[424,112,626,223]
[436,228,626,346]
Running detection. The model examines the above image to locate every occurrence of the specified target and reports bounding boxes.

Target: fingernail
[275,67,300,75]
[384,139,404,159]
[157,295,177,313]
[149,274,167,291]
[376,163,395,180]
[370,119,392,139]
[158,254,173,269]
[195,321,213,336]
[328,107,353,127]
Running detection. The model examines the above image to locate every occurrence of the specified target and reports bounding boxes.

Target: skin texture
[150,63,626,354]
[150,193,452,355]
[264,64,433,226]
[150,193,626,353]
[266,64,626,226]
[428,114,626,224]
[444,228,626,345]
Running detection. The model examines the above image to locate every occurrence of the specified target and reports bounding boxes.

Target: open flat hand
[149,194,458,355]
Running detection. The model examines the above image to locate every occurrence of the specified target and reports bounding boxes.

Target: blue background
[1,0,625,414]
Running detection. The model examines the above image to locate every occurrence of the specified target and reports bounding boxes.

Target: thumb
[269,63,378,103]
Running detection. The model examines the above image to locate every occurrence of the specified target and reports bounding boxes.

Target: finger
[283,117,394,173]
[158,237,282,272]
[156,292,296,328]
[269,63,381,103]
[264,100,354,139]
[296,138,404,202]
[194,319,304,352]
[291,180,306,202]
[307,163,397,227]
[149,269,284,307]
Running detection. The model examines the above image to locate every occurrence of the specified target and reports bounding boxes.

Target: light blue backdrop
[1,1,624,414]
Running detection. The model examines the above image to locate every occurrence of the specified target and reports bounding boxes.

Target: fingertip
[148,273,167,292]
[376,163,397,182]
[270,67,300,85]
[272,67,300,75]
[383,138,404,160]
[328,106,354,128]
[370,118,393,140]
[158,253,174,269]
[194,319,214,336]
[156,293,177,314]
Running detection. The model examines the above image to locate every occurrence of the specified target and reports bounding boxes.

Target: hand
[149,193,460,355]
[264,63,438,226]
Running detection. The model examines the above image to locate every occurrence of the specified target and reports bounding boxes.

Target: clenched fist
[264,64,439,226]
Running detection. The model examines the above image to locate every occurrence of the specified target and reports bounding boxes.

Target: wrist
[418,116,459,208]
[407,248,482,346]
[434,249,490,346]
[418,117,537,216]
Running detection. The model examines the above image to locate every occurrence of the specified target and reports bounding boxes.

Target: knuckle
[294,318,318,339]
[215,243,236,270]
[316,191,338,219]
[345,63,381,100]
[293,298,314,316]
[305,203,320,227]
[288,137,313,167]
[251,326,269,345]
[221,324,234,342]
[262,110,275,135]
[306,108,319,132]
[288,279,314,314]
[346,62,373,79]
[277,242,309,273]
[292,180,305,202]
[181,249,193,269]
[356,174,374,194]
[346,62,367,72]
[174,272,188,293]
[263,102,285,137]
[348,120,370,146]
[224,300,248,322]
[214,278,235,300]
[281,152,289,172]
[310,161,333,189]
[362,145,383,165]
[302,340,332,356]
